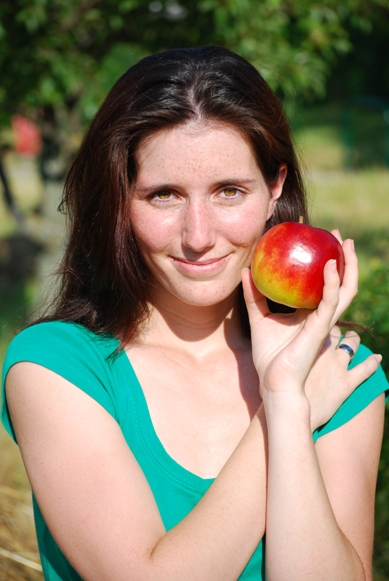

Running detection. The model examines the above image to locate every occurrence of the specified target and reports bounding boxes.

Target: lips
[171,254,230,275]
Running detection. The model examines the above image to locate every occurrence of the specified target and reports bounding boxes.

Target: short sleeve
[1,321,120,443]
[313,344,389,442]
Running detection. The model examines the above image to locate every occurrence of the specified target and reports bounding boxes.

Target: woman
[1,47,388,581]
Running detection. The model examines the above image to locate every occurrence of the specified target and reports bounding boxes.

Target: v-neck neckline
[116,346,216,492]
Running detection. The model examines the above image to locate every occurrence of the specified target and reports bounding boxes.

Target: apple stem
[299,216,304,223]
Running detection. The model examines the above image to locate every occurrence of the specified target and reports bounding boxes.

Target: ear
[266,164,287,220]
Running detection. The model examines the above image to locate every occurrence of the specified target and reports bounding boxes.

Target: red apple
[251,221,345,309]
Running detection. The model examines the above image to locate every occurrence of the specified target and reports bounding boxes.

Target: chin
[164,283,240,310]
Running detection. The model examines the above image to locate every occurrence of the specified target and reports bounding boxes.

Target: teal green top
[1,321,388,581]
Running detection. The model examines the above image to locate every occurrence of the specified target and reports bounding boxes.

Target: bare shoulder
[315,393,385,480]
[5,362,166,580]
[315,394,385,579]
[6,360,118,444]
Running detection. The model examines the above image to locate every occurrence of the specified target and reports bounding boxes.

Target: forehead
[134,121,260,181]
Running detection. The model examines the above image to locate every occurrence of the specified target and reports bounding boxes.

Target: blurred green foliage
[375,403,389,579]
[0,282,34,360]
[0,2,388,576]
[344,258,389,580]
[1,0,389,129]
[327,8,389,101]
[346,259,389,365]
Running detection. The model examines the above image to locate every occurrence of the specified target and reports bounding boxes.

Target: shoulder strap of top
[313,343,389,441]
[1,321,120,442]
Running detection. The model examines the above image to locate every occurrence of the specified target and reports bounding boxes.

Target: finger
[346,353,383,391]
[317,325,341,355]
[336,330,361,364]
[340,239,357,287]
[298,261,341,364]
[326,326,359,350]
[311,259,340,333]
[277,261,342,374]
[333,238,358,321]
[241,268,270,319]
[331,228,343,244]
[328,325,342,345]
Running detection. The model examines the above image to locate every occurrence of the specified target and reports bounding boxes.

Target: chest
[125,346,261,479]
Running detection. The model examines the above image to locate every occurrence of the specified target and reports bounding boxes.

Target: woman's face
[129,121,286,309]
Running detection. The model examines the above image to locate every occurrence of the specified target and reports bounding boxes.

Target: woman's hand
[242,234,381,409]
[241,257,341,399]
[306,328,381,431]
[251,233,384,581]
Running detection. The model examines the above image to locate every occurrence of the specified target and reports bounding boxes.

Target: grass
[306,169,389,276]
[0,103,388,579]
[307,169,389,230]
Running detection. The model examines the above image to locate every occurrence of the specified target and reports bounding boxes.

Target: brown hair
[39,46,308,342]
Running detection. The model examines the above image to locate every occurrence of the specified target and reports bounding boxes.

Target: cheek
[130,206,176,255]
[220,205,269,248]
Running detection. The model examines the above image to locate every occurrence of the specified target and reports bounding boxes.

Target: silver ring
[337,343,355,360]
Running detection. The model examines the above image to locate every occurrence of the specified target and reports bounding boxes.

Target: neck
[135,288,249,356]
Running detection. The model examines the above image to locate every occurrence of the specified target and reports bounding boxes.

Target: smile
[171,255,230,275]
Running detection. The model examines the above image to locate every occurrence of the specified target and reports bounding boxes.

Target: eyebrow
[133,178,259,196]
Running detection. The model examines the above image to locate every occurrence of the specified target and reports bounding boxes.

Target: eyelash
[149,191,174,203]
[220,187,241,199]
[148,187,244,204]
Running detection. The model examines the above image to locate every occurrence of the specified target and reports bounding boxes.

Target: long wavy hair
[38,46,308,343]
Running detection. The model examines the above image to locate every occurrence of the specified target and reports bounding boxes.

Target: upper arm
[6,361,166,581]
[315,394,385,580]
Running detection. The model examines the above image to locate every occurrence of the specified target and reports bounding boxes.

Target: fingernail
[344,330,356,338]
[330,259,337,271]
[350,239,355,251]
[375,354,382,363]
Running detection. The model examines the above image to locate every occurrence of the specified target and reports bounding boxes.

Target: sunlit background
[1,2,388,579]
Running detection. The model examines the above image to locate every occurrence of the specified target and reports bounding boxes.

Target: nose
[181,199,216,254]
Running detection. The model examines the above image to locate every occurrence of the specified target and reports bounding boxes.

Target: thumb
[241,268,269,321]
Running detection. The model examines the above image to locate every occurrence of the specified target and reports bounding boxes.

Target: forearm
[146,405,268,581]
[264,393,366,581]
[69,404,269,581]
[9,364,270,581]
